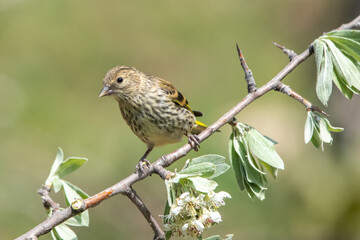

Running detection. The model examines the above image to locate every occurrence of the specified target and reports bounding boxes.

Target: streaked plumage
[99,66,206,166]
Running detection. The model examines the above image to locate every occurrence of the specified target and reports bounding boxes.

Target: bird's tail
[191,120,220,135]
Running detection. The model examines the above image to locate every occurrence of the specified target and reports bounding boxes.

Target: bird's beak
[99,86,113,97]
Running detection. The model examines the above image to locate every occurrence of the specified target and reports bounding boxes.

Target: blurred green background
[1,0,360,239]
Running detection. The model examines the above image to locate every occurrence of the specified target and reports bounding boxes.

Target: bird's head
[99,66,142,101]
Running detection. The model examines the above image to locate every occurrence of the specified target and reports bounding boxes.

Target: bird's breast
[118,100,195,147]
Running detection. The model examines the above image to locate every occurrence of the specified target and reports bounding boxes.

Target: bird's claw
[188,134,201,151]
[136,158,151,173]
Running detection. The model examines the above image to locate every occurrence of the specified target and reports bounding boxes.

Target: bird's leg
[136,147,153,172]
[187,134,201,151]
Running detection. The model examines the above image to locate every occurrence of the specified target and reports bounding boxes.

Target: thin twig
[273,42,297,61]
[37,185,59,211]
[275,82,329,116]
[337,15,360,30]
[16,14,360,240]
[236,43,257,93]
[126,188,165,240]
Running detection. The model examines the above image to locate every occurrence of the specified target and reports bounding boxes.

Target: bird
[99,66,208,170]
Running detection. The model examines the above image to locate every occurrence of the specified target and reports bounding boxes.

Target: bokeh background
[1,0,360,239]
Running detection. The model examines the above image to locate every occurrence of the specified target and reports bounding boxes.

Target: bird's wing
[157,78,195,113]
[157,78,211,134]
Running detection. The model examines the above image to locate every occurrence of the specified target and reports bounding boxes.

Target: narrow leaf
[323,118,344,132]
[62,181,89,227]
[304,111,314,144]
[51,223,77,240]
[55,157,88,178]
[314,40,333,106]
[319,118,333,143]
[52,175,62,193]
[229,134,245,190]
[245,128,284,170]
[188,177,218,193]
[46,148,64,186]
[179,162,216,178]
[326,39,360,91]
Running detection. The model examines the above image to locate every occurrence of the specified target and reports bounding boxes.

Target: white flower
[208,211,222,223]
[210,191,231,207]
[201,209,222,225]
[193,219,205,232]
[170,206,182,216]
[181,219,205,236]
[179,192,191,201]
[181,223,189,233]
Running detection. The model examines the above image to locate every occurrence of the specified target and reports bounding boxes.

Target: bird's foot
[187,134,201,151]
[136,158,151,173]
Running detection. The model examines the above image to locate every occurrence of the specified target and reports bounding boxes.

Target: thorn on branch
[275,83,329,116]
[236,43,257,93]
[273,42,297,61]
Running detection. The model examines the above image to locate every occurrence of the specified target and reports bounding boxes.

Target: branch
[275,82,329,116]
[16,14,360,240]
[273,42,297,61]
[37,185,59,211]
[126,188,165,240]
[337,15,360,30]
[236,43,257,93]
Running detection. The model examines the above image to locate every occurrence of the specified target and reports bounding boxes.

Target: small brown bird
[99,66,207,169]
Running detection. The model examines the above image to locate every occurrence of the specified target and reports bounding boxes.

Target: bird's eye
[117,77,123,83]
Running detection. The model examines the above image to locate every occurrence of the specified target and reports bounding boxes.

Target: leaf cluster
[45,148,89,240]
[229,123,284,200]
[314,30,360,105]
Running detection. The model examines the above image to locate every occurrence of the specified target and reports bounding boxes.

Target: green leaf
[55,157,88,178]
[325,39,360,91]
[163,200,172,240]
[46,148,64,186]
[209,163,231,179]
[229,133,245,191]
[327,30,360,43]
[245,128,284,170]
[310,127,322,150]
[65,214,88,227]
[242,149,266,188]
[332,68,354,99]
[247,181,266,201]
[203,236,221,240]
[187,154,231,179]
[190,154,226,165]
[323,117,344,132]
[314,40,333,106]
[62,180,89,200]
[52,175,62,193]
[261,162,278,179]
[319,118,332,144]
[188,176,218,193]
[51,223,77,240]
[180,162,216,178]
[165,231,172,240]
[329,35,360,63]
[304,111,314,144]
[62,180,89,227]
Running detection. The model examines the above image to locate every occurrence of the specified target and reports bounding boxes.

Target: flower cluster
[162,191,231,237]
